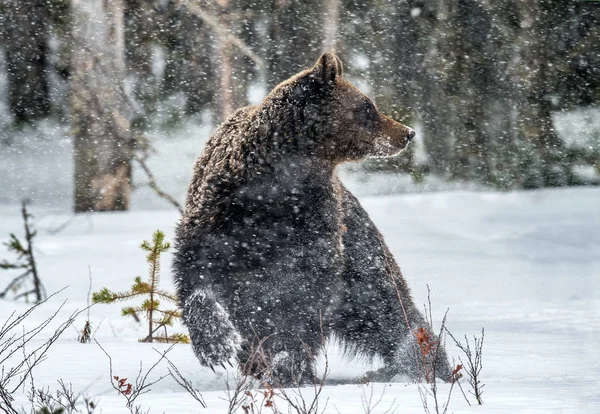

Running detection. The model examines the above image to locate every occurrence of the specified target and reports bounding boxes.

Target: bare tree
[161,0,220,117]
[71,0,133,212]
[215,0,236,121]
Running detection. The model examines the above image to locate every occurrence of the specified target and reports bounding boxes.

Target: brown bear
[173,53,450,385]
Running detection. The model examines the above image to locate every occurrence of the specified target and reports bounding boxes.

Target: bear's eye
[354,100,377,126]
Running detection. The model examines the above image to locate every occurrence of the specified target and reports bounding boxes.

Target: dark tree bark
[125,0,159,115]
[408,0,573,186]
[514,0,570,187]
[412,0,455,176]
[449,0,492,181]
[71,0,132,212]
[2,0,50,123]
[162,0,218,116]
[266,0,323,89]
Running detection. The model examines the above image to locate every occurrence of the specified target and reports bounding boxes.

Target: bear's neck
[235,102,338,205]
[238,155,337,206]
[243,98,334,174]
[267,156,335,184]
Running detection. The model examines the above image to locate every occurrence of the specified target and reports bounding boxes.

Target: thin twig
[175,0,265,69]
[95,340,173,412]
[0,288,87,412]
[161,351,207,408]
[133,154,183,214]
[445,328,485,405]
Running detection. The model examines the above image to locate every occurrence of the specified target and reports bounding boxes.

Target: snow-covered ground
[1,187,599,413]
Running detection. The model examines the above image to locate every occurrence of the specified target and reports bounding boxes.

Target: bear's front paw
[183,289,242,369]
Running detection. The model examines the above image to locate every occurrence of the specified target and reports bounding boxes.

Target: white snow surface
[0,188,599,413]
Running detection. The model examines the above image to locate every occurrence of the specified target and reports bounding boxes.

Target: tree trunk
[125,0,159,115]
[219,38,235,120]
[2,0,50,123]
[415,0,455,176]
[323,0,339,53]
[267,0,323,89]
[215,0,235,121]
[71,0,132,212]
[162,0,218,117]
[229,0,258,111]
[515,0,569,188]
[449,0,492,182]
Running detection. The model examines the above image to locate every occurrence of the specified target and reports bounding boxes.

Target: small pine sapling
[0,201,45,303]
[92,230,189,343]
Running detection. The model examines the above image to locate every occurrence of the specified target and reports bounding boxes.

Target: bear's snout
[379,115,414,152]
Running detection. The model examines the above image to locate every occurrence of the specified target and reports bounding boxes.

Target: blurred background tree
[0,0,599,211]
[2,0,51,123]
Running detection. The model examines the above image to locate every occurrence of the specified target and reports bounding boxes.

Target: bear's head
[265,53,415,164]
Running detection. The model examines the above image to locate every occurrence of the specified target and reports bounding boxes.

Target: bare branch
[162,352,207,408]
[95,339,173,412]
[358,383,398,414]
[0,289,87,412]
[133,154,183,214]
[174,0,265,70]
[445,328,485,405]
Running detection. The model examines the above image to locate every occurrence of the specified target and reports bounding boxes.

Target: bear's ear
[312,52,343,84]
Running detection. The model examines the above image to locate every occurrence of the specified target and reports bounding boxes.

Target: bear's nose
[408,129,416,141]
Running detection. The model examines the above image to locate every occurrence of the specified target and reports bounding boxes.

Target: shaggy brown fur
[173,53,450,386]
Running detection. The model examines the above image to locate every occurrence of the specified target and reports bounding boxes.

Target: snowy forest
[1,1,600,414]
[0,0,599,211]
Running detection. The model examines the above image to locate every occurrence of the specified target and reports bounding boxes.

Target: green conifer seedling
[92,230,189,343]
